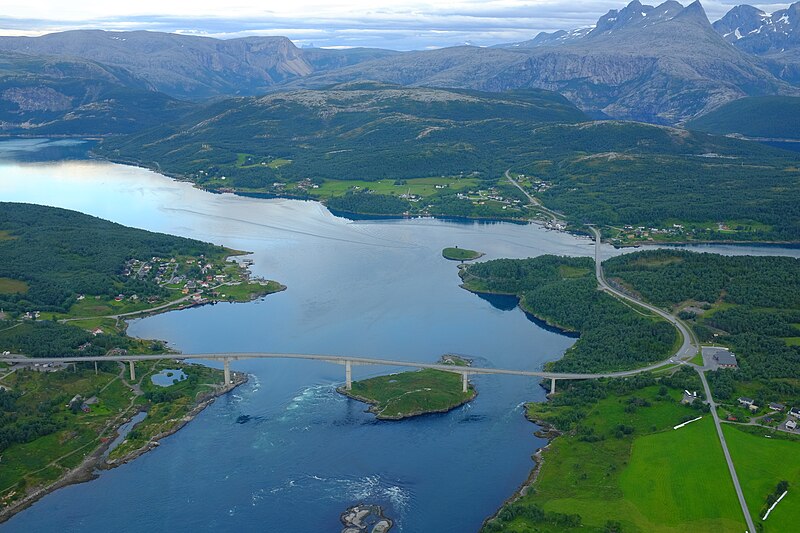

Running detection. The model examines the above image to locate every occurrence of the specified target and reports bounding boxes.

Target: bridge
[0,226,697,395]
[0,349,689,395]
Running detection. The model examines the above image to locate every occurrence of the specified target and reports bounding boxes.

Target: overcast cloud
[0,1,793,49]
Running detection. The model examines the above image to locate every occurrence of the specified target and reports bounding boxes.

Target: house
[91,328,104,336]
[787,419,798,431]
[790,407,800,418]
[737,397,755,407]
[748,404,759,412]
[769,403,786,412]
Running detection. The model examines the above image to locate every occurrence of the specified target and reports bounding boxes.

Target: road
[505,170,562,222]
[588,226,697,363]
[588,226,753,532]
[698,369,756,533]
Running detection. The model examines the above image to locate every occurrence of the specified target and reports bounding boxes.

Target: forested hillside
[96,86,800,241]
[460,255,677,372]
[686,96,800,139]
[96,83,587,184]
[604,250,800,395]
[0,203,227,313]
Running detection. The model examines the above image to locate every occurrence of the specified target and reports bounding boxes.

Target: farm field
[723,425,800,532]
[484,381,745,532]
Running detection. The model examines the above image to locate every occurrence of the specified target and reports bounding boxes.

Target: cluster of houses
[123,256,179,285]
[67,394,98,413]
[516,174,552,193]
[736,397,800,431]
[620,224,690,240]
[455,187,523,211]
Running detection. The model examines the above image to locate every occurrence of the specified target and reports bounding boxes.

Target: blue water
[1,140,798,532]
[151,369,188,387]
[103,412,148,458]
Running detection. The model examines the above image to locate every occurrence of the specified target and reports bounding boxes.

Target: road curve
[588,226,753,531]
[588,226,697,363]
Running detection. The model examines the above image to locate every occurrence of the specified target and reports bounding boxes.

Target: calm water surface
[1,140,798,532]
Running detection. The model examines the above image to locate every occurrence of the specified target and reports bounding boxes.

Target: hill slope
[95,82,588,184]
[0,51,192,134]
[95,83,800,241]
[0,202,227,313]
[686,96,800,139]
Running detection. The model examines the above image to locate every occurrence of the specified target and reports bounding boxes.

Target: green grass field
[618,417,743,530]
[487,383,744,532]
[723,425,800,532]
[442,247,483,261]
[312,176,479,199]
[218,280,285,302]
[0,278,28,294]
[344,368,474,419]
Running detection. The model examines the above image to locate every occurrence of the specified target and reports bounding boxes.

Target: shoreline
[0,373,248,524]
[480,412,562,531]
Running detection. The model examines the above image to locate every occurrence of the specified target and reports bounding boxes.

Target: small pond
[151,369,188,387]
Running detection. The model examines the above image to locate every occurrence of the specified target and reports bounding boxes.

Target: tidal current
[1,139,797,532]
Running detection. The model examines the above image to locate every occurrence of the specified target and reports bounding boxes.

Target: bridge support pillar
[462,372,469,393]
[223,358,231,386]
[94,361,98,375]
[550,378,556,395]
[128,361,135,382]
[345,360,352,391]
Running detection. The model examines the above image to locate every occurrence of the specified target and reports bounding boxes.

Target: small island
[338,355,476,420]
[442,246,484,262]
[341,504,393,533]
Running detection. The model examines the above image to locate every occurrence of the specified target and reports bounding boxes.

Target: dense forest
[605,250,800,395]
[686,96,800,140]
[0,202,227,313]
[460,255,677,372]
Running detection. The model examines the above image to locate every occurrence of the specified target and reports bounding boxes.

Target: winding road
[588,225,754,533]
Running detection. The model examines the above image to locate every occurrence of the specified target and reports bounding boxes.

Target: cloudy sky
[0,1,793,49]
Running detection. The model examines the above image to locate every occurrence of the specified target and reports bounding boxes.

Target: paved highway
[588,226,753,531]
[588,226,697,363]
[698,369,756,533]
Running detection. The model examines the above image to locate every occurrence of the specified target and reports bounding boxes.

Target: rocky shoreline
[480,414,562,531]
[0,374,248,524]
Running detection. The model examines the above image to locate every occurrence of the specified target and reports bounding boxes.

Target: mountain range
[0,1,799,130]
[292,0,794,124]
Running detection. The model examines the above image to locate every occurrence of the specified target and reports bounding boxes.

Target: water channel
[1,139,798,532]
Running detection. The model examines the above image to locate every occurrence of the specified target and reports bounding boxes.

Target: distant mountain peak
[673,1,711,24]
[713,1,800,55]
